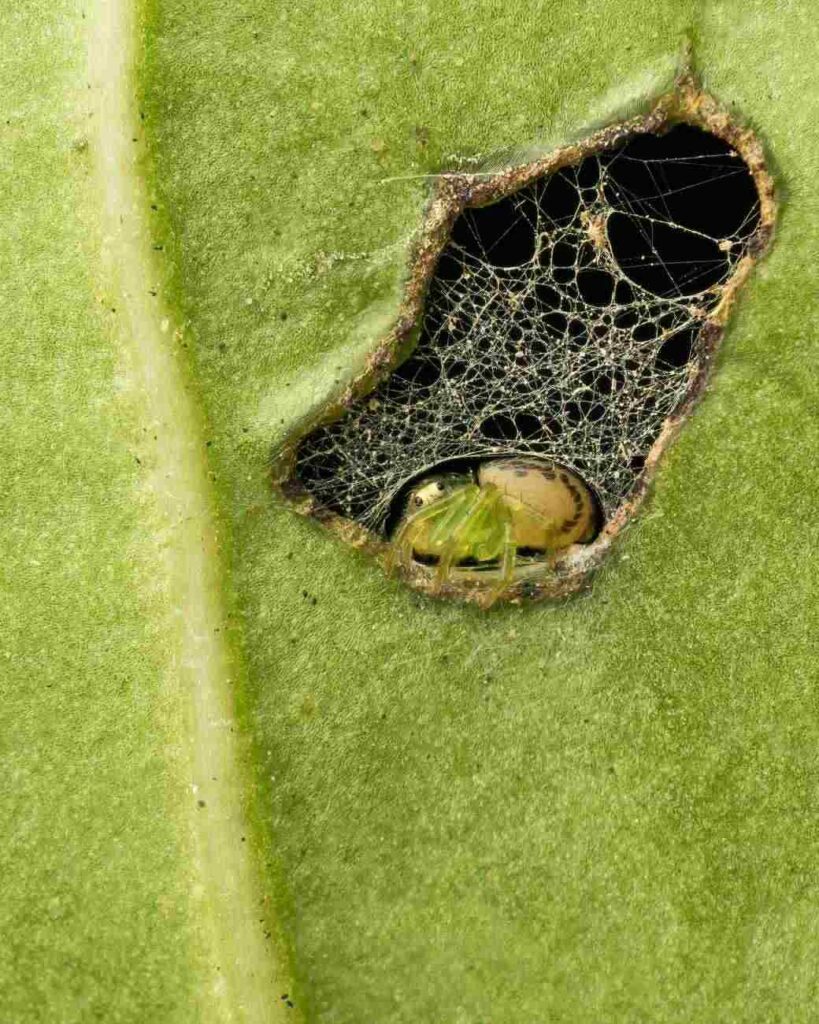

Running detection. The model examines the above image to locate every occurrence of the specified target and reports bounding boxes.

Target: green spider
[389,457,598,605]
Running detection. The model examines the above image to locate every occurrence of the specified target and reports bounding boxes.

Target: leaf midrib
[87,1,293,1020]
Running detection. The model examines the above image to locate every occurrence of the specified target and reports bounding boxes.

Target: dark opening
[450,192,538,267]
[655,327,697,370]
[602,124,760,298]
[438,124,759,299]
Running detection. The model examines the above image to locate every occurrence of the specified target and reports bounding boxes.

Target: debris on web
[284,119,768,550]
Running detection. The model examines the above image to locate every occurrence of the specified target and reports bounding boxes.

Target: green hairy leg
[390,487,477,571]
[433,488,505,587]
[480,518,517,610]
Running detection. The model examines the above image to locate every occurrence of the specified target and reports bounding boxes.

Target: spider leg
[427,485,481,549]
[389,523,416,573]
[479,516,516,609]
[388,491,471,574]
[433,487,494,592]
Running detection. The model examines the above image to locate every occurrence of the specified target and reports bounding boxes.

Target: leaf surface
[4,1,818,1021]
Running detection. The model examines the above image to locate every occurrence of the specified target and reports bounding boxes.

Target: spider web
[293,125,760,534]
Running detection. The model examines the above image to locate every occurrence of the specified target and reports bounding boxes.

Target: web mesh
[293,125,760,534]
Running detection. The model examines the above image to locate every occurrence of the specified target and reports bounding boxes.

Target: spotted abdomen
[478,458,598,550]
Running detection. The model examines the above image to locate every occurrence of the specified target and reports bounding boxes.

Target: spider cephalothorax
[389,457,598,606]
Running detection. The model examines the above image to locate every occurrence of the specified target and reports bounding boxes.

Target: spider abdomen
[478,458,597,549]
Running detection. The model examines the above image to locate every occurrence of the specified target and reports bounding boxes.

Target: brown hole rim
[270,72,777,607]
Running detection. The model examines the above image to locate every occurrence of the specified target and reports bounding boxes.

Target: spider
[389,457,599,605]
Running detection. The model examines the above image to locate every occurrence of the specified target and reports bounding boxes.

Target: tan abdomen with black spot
[478,458,597,549]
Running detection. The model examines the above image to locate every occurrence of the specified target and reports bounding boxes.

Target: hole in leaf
[286,112,766,553]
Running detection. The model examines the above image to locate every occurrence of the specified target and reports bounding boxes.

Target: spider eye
[435,482,444,492]
[414,495,423,507]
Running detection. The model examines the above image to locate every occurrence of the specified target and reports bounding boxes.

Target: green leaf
[4,0,818,1021]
